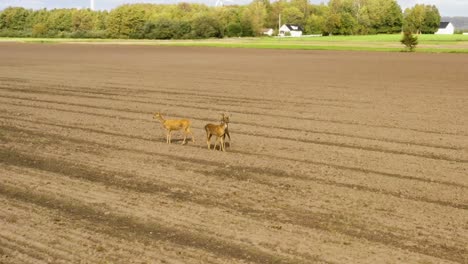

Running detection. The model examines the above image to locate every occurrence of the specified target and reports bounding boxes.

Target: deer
[153,112,195,145]
[205,113,230,152]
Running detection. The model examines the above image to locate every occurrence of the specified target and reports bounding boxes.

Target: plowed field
[0,43,467,264]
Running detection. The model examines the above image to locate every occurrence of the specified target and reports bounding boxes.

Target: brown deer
[205,113,230,151]
[153,112,195,144]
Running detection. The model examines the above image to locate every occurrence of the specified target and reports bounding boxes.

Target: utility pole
[278,13,281,34]
[90,0,95,10]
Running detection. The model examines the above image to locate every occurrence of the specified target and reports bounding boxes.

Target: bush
[0,29,30,37]
[226,23,242,37]
[69,30,108,38]
[171,21,191,39]
[32,23,48,37]
[190,15,223,39]
[144,19,174,39]
[400,31,418,52]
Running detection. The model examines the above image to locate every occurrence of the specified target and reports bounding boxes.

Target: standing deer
[205,113,230,151]
[153,112,195,144]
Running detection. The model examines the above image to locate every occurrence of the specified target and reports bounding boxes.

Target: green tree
[403,4,440,34]
[239,8,255,37]
[106,7,124,38]
[340,12,357,35]
[365,0,403,34]
[0,7,31,30]
[226,22,242,37]
[47,9,72,32]
[32,23,48,37]
[305,14,325,34]
[306,4,328,34]
[421,5,440,34]
[144,18,174,39]
[384,0,403,33]
[282,6,304,25]
[242,2,267,36]
[27,9,50,28]
[323,12,341,35]
[403,4,426,34]
[171,20,191,39]
[107,5,146,38]
[325,0,358,35]
[290,0,309,25]
[190,13,223,38]
[266,0,287,30]
[72,9,94,32]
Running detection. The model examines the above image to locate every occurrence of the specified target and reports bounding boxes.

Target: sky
[0,0,467,16]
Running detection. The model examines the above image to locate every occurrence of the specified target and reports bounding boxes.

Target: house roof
[439,22,451,29]
[284,24,303,32]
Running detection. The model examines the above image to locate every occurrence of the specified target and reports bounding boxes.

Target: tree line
[0,0,441,39]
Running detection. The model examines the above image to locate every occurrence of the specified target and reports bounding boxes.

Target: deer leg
[206,134,212,150]
[182,130,187,145]
[220,137,225,152]
[214,136,219,150]
[167,131,172,144]
[226,131,231,146]
[184,128,194,144]
[188,128,195,143]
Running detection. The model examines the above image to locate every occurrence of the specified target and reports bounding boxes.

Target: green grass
[2,34,468,53]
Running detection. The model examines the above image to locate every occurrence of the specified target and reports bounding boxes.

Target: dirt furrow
[2,96,462,152]
[0,197,226,264]
[0,182,313,264]
[1,149,465,263]
[2,123,467,237]
[1,93,466,166]
[0,73,370,106]
[0,234,51,264]
[0,82,362,111]
[2,115,466,190]
[2,86,467,137]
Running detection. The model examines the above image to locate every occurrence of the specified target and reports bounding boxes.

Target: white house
[279,24,303,37]
[262,28,274,36]
[435,22,455,35]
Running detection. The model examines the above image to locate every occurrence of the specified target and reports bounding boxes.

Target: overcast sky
[0,0,467,16]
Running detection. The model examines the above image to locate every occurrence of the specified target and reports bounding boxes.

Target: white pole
[90,0,95,10]
[278,14,281,31]
[278,14,281,34]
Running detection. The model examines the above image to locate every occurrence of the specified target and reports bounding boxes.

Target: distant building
[262,28,274,36]
[278,24,303,37]
[435,22,455,34]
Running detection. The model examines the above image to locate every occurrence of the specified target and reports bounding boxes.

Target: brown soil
[0,43,467,264]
